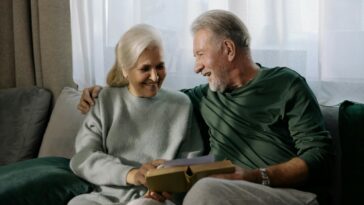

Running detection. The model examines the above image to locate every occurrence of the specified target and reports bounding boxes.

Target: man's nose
[150,68,159,81]
[194,61,203,74]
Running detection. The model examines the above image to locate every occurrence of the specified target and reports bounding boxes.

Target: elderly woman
[68,24,203,205]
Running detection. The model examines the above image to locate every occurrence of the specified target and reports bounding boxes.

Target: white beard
[208,76,227,92]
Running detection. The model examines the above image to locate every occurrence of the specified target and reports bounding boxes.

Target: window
[70,0,364,105]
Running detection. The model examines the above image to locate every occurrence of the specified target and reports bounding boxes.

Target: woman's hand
[126,159,166,186]
[145,190,173,202]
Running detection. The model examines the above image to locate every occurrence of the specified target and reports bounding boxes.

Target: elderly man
[78,10,333,205]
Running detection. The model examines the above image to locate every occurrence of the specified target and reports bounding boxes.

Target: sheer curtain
[70,0,364,105]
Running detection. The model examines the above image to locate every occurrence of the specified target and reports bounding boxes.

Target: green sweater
[182,65,333,185]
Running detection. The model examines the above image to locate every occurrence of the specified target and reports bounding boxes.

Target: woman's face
[126,46,166,97]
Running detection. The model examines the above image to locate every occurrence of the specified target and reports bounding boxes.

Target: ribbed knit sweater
[70,87,203,203]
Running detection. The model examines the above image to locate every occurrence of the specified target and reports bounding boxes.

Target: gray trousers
[183,178,318,205]
[128,178,318,205]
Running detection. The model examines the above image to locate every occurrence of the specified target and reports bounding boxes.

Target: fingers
[92,85,102,98]
[145,191,167,202]
[77,86,102,114]
[77,100,91,114]
[151,159,166,167]
[136,160,166,186]
[139,163,156,177]
[161,192,173,200]
[134,164,153,186]
[82,88,95,106]
[134,171,147,186]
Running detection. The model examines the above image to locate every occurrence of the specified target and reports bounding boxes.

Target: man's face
[193,29,229,92]
[127,46,166,97]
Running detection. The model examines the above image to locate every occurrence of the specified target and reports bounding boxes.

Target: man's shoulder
[261,66,304,82]
[180,84,209,98]
[160,88,192,105]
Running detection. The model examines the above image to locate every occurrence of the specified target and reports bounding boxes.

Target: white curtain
[70,0,364,105]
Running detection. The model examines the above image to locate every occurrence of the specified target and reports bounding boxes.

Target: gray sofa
[0,87,85,164]
[0,86,363,205]
[0,87,89,205]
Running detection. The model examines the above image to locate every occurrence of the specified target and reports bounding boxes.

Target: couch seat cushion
[0,156,93,205]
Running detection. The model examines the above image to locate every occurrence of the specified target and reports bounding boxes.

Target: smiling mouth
[144,82,159,87]
[202,72,211,77]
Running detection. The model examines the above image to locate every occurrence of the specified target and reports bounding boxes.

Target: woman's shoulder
[97,86,127,101]
[99,86,126,95]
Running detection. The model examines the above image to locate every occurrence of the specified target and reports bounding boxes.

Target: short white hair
[191,10,251,48]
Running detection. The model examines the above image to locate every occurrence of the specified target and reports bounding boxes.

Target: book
[145,155,235,193]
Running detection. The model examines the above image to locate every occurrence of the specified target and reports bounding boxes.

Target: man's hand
[210,165,260,183]
[77,85,102,114]
[126,159,166,186]
[210,157,309,187]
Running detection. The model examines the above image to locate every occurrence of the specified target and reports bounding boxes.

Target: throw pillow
[0,156,94,205]
[0,87,51,165]
[339,100,364,204]
[38,87,85,158]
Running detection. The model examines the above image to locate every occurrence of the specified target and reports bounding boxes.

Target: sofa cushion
[0,156,94,205]
[0,87,51,165]
[38,87,85,158]
[339,100,364,205]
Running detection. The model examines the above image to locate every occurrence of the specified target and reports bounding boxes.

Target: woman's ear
[121,69,128,79]
[223,39,236,62]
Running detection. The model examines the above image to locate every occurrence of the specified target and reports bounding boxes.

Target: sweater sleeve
[174,103,204,159]
[70,96,134,187]
[180,84,211,154]
[285,76,334,183]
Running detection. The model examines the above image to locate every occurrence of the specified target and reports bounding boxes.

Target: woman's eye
[141,66,150,72]
[156,64,165,70]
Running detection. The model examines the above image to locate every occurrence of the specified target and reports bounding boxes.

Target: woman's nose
[150,68,159,81]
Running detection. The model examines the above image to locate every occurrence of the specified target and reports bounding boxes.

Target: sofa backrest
[38,87,85,158]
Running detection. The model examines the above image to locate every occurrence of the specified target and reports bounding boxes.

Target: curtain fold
[30,0,43,87]
[13,0,37,87]
[0,0,35,88]
[0,0,76,104]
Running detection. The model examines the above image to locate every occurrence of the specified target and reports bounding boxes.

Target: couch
[0,86,363,205]
[0,87,91,205]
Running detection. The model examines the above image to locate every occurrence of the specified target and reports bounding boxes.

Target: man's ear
[223,39,236,62]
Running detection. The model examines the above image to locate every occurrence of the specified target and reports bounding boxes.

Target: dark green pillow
[339,100,364,205]
[0,157,94,205]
